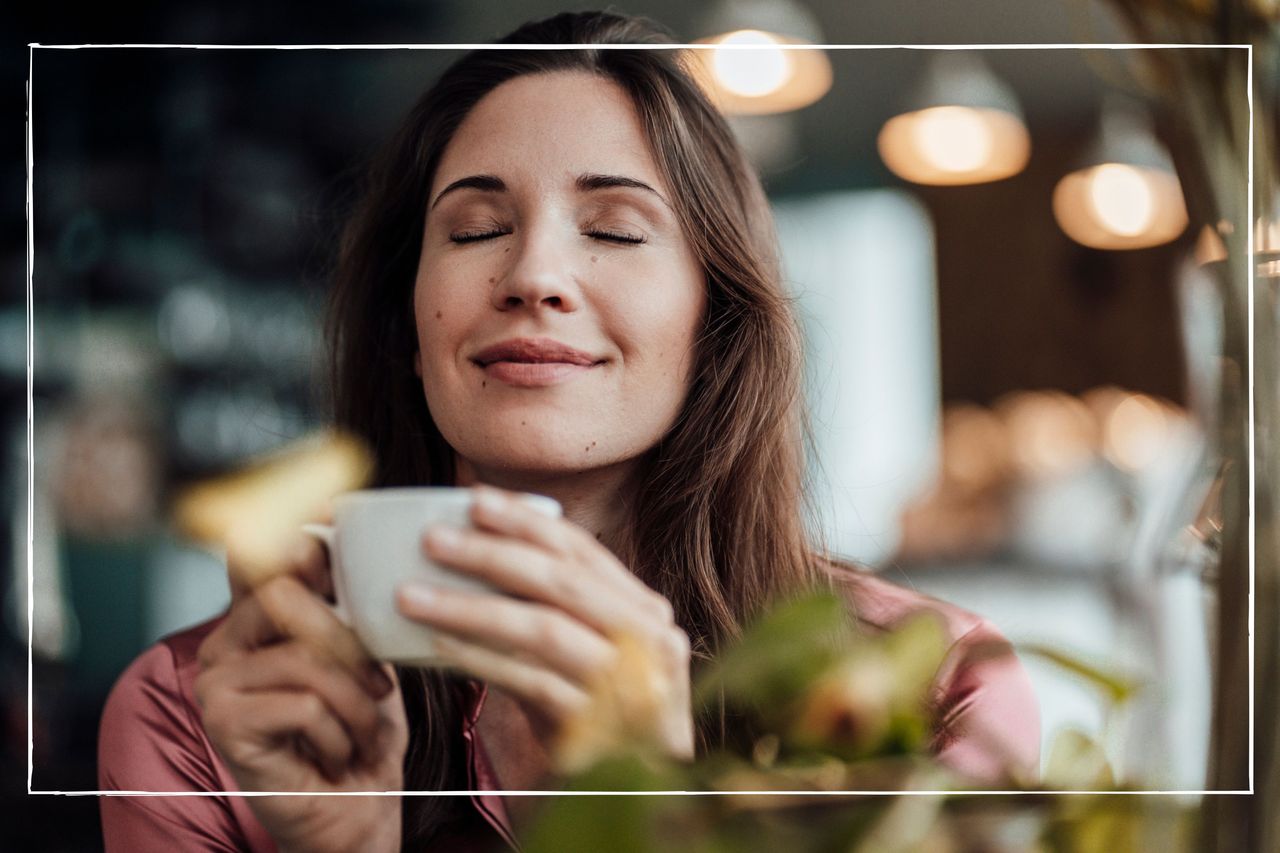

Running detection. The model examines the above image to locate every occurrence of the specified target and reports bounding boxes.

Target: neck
[453,456,637,559]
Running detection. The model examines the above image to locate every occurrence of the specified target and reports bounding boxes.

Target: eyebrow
[429,172,670,211]
[430,174,506,211]
[575,173,670,208]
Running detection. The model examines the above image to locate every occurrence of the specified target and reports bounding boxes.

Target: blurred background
[6,0,1249,848]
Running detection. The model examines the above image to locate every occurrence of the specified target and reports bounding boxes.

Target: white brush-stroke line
[24,41,1253,804]
[25,43,35,797]
[29,42,1250,50]
[33,788,1256,796]
[1246,42,1255,795]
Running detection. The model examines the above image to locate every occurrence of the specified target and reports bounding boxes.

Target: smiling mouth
[471,338,601,367]
[476,359,602,388]
[469,337,606,383]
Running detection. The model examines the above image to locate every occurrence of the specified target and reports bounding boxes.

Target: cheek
[617,278,705,388]
[413,258,469,348]
[413,288,460,393]
[414,306,448,379]
[660,268,707,368]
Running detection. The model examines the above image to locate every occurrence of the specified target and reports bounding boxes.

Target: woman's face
[413,71,706,480]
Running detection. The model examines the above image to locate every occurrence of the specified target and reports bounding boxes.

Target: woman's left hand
[394,485,693,765]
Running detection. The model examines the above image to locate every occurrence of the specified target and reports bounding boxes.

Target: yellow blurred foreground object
[172,430,373,588]
[554,632,675,774]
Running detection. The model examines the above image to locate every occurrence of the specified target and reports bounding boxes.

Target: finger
[253,575,391,697]
[422,525,672,641]
[199,578,392,702]
[215,532,345,655]
[428,632,591,724]
[284,532,336,601]
[200,579,333,663]
[197,578,389,701]
[395,584,616,684]
[205,689,356,784]
[198,592,282,667]
[248,691,355,783]
[213,641,388,764]
[469,486,576,555]
[468,486,673,617]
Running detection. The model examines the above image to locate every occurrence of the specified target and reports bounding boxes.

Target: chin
[450,421,615,476]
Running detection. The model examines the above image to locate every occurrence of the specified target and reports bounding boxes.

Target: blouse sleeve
[98,628,278,852]
[929,618,1041,785]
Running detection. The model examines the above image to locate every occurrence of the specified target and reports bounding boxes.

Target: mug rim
[333,487,474,503]
[332,487,561,514]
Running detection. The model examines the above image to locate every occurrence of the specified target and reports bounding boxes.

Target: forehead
[430,70,667,196]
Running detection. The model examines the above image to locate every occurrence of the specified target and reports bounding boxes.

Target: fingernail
[426,526,461,551]
[398,582,437,610]
[474,489,505,514]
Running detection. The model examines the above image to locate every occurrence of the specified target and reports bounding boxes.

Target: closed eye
[449,227,644,245]
[450,228,512,244]
[586,229,646,245]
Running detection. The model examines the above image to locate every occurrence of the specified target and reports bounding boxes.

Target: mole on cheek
[590,256,598,263]
[488,277,495,284]
[435,311,442,320]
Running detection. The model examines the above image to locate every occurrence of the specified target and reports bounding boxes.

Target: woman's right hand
[194,535,409,853]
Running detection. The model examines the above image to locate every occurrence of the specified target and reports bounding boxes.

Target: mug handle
[300,523,352,625]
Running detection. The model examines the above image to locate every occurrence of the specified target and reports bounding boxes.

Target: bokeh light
[712,30,793,98]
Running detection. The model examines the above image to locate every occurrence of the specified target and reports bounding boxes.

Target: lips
[470,337,604,388]
[471,338,601,367]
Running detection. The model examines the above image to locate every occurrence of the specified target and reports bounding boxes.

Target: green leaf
[1019,644,1140,705]
[1043,727,1116,790]
[879,613,949,707]
[523,755,692,853]
[694,592,850,711]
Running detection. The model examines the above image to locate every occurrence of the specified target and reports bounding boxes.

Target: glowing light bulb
[912,106,994,173]
[712,30,793,98]
[1088,164,1155,237]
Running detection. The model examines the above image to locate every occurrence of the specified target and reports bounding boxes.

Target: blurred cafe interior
[7,0,1272,847]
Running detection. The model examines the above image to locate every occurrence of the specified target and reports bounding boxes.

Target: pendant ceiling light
[877,52,1031,186]
[688,0,833,115]
[1052,97,1189,251]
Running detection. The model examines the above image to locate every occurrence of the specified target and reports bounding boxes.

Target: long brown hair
[326,10,830,843]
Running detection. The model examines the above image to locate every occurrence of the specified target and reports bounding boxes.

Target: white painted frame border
[25,40,1254,800]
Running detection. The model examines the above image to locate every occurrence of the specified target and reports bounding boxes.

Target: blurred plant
[555,630,687,775]
[696,594,949,766]
[517,589,1178,853]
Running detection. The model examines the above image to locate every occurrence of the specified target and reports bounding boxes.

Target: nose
[490,224,581,313]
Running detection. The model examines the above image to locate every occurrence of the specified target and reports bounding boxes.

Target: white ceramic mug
[303,487,561,665]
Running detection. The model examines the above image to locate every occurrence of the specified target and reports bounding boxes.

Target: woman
[98,11,1039,852]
